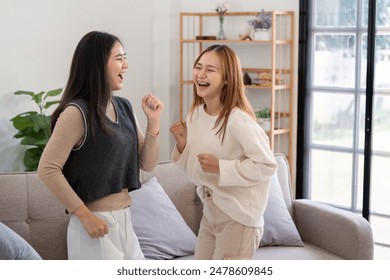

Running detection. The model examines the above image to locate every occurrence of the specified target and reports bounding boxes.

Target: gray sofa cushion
[130,176,197,259]
[261,173,304,247]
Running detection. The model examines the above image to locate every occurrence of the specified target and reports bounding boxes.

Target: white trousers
[67,207,144,260]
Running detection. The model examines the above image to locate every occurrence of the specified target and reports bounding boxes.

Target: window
[299,0,390,256]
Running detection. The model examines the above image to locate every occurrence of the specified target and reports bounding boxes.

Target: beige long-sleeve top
[172,105,277,227]
[38,104,159,213]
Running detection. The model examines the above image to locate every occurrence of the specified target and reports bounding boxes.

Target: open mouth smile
[197,81,210,87]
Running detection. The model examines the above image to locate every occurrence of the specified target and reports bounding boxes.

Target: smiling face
[107,41,128,91]
[192,51,225,102]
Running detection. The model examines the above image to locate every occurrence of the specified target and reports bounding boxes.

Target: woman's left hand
[198,153,220,173]
[142,93,163,135]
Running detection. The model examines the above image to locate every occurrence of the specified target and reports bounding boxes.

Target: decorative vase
[253,28,271,41]
[216,15,226,40]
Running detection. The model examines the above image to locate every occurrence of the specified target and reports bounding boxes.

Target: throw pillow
[0,222,42,260]
[130,176,197,259]
[260,174,304,246]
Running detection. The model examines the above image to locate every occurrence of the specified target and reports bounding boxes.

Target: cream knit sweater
[172,105,277,227]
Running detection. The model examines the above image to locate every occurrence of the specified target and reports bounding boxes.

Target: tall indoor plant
[10,88,62,171]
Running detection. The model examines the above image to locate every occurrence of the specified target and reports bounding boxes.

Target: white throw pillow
[260,174,304,246]
[130,176,197,259]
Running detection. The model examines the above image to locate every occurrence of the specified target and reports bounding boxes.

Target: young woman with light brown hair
[170,44,277,260]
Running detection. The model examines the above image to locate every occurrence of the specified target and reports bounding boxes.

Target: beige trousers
[67,207,144,260]
[194,187,262,260]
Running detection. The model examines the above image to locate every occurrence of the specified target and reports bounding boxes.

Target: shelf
[179,10,295,172]
[180,11,294,17]
[274,128,291,135]
[181,39,292,44]
[182,80,291,90]
[246,85,291,90]
[263,128,291,135]
[242,68,291,74]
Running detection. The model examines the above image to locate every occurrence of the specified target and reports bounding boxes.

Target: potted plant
[255,107,271,131]
[248,9,272,40]
[10,88,62,171]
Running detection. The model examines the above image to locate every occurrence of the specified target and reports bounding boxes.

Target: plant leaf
[31,114,50,133]
[14,91,35,98]
[10,111,38,120]
[11,115,35,131]
[13,115,50,141]
[16,126,39,141]
[24,147,42,171]
[21,135,48,146]
[32,91,45,105]
[44,100,60,109]
[45,88,63,97]
[12,131,26,139]
[21,136,40,145]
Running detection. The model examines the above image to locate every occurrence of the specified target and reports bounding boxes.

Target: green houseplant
[255,107,271,131]
[255,107,271,119]
[10,88,62,171]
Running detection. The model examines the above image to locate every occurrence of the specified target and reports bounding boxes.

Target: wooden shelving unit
[179,11,295,170]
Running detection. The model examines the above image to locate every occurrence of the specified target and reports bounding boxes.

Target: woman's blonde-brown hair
[189,44,255,143]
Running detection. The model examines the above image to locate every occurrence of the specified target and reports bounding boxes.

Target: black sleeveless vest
[63,96,141,203]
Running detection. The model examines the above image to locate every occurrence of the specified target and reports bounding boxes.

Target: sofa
[0,153,374,260]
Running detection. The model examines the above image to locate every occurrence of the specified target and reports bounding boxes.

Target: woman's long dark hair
[51,31,121,136]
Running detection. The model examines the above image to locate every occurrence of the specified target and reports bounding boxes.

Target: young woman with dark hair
[38,31,163,260]
[170,45,277,260]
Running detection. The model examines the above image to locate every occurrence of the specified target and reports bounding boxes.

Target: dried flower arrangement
[248,9,272,30]
[214,1,231,40]
[215,1,230,16]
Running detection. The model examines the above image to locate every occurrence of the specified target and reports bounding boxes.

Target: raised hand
[142,93,163,135]
[170,120,187,153]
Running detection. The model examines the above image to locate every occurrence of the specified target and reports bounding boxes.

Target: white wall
[0,0,165,171]
[0,0,299,174]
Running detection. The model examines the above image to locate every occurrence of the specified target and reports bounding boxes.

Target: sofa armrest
[293,199,374,260]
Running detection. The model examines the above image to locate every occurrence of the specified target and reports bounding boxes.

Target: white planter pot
[257,118,271,131]
[253,29,271,40]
